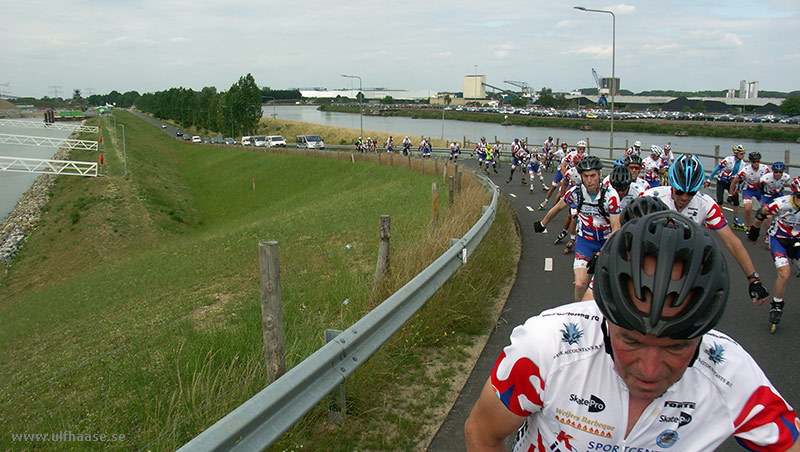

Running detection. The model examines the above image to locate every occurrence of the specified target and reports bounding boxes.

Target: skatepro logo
[569,393,606,413]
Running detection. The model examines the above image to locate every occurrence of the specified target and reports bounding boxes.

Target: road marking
[722,206,733,212]
[544,258,553,272]
[526,205,534,211]
[509,193,517,198]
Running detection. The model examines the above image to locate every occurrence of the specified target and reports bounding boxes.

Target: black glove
[747,225,760,243]
[534,221,546,233]
[749,279,769,300]
[727,195,735,204]
[587,252,600,274]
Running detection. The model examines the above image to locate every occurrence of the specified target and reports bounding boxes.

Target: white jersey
[564,167,582,187]
[760,172,791,196]
[766,195,800,239]
[564,185,621,241]
[602,178,647,210]
[645,186,727,230]
[563,150,586,169]
[736,164,770,191]
[713,156,744,184]
[642,156,667,183]
[492,301,799,452]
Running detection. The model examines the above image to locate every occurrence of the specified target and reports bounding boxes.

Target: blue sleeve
[708,164,722,180]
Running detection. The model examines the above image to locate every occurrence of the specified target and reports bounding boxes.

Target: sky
[2,0,799,99]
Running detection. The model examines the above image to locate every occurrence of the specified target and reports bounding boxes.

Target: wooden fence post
[372,215,391,293]
[259,241,286,383]
[448,176,455,205]
[435,158,439,177]
[714,145,720,167]
[457,169,462,195]
[785,149,791,166]
[431,182,439,231]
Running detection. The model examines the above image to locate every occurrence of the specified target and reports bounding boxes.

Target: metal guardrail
[0,133,98,151]
[178,171,499,452]
[0,118,99,133]
[0,156,98,177]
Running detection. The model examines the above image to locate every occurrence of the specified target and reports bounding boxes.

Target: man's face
[578,146,586,154]
[581,169,601,192]
[627,164,641,179]
[735,151,745,160]
[670,187,696,211]
[773,170,784,180]
[751,160,760,169]
[608,324,700,403]
[608,254,702,402]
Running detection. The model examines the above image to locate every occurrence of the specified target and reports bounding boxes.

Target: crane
[592,68,609,107]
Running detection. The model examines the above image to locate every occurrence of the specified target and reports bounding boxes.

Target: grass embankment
[0,110,518,451]
[319,104,800,143]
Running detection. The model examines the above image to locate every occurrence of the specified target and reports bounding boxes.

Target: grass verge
[0,110,518,451]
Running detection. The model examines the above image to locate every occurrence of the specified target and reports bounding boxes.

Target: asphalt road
[428,162,799,452]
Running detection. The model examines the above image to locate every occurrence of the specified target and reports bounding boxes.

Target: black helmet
[610,165,632,192]
[594,211,728,339]
[668,154,705,193]
[620,195,669,225]
[623,154,643,167]
[576,155,603,173]
[748,151,761,162]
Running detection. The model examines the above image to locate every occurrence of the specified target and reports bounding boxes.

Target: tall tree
[227,74,263,136]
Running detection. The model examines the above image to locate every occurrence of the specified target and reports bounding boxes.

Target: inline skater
[475,139,487,168]
[402,136,411,155]
[642,145,668,188]
[449,141,460,161]
[534,156,620,301]
[493,140,503,169]
[705,144,747,230]
[607,164,645,209]
[624,140,642,156]
[663,143,675,163]
[623,153,647,187]
[484,142,498,174]
[756,162,791,244]
[539,142,570,210]
[731,151,771,231]
[506,138,526,184]
[526,148,549,194]
[355,136,364,153]
[552,162,584,253]
[645,154,769,306]
[421,137,432,158]
[748,176,800,333]
[466,210,800,452]
[540,142,586,211]
[542,136,555,170]
[385,136,394,153]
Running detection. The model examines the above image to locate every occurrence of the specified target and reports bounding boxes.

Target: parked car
[241,136,253,146]
[181,133,192,141]
[161,124,167,129]
[267,135,287,148]
[253,135,268,147]
[192,135,202,143]
[223,137,236,145]
[176,129,184,137]
[296,134,324,149]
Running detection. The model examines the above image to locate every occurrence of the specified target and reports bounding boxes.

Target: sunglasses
[673,189,698,196]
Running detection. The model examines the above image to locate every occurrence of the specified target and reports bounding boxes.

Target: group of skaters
[353,135,432,157]
[518,139,799,335]
[465,141,799,452]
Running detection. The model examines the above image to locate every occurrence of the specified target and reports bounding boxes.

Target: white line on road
[544,258,553,272]
[509,193,517,198]
[526,206,534,211]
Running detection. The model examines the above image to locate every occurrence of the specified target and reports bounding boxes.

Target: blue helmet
[772,161,786,171]
[614,157,626,167]
[668,154,705,193]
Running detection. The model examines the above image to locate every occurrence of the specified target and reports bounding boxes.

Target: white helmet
[577,140,587,148]
[634,140,642,147]
[650,145,664,157]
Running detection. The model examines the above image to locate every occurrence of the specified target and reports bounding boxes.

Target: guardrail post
[259,241,286,383]
[431,182,439,231]
[456,166,462,195]
[443,159,448,181]
[435,158,439,177]
[448,176,455,205]
[325,329,347,425]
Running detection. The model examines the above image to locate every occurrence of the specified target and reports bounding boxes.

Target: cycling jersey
[710,156,744,184]
[645,186,728,230]
[625,146,642,157]
[602,178,646,210]
[766,195,800,240]
[736,164,771,191]
[528,153,543,172]
[563,150,587,169]
[760,172,791,197]
[491,301,799,452]
[564,185,620,242]
[642,156,667,186]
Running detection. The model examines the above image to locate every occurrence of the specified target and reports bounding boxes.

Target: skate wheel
[770,323,777,334]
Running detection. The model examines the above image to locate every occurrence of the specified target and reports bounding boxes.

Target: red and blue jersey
[564,185,620,242]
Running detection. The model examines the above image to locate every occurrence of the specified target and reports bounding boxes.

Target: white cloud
[493,43,514,58]
[608,3,637,14]
[429,51,453,59]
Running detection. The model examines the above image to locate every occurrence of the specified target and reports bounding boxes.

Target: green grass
[0,110,518,451]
